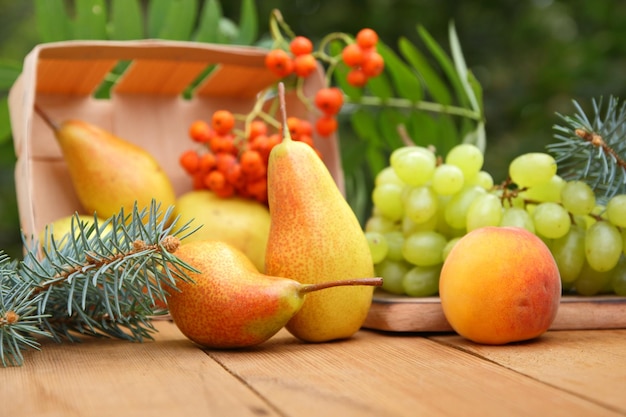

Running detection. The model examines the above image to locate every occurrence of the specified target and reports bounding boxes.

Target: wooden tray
[363,290,626,332]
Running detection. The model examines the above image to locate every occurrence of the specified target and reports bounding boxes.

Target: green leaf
[378,107,407,150]
[365,144,388,181]
[378,42,422,102]
[235,0,258,45]
[34,0,72,42]
[417,24,468,108]
[74,0,108,40]
[398,36,451,105]
[351,108,381,145]
[217,18,240,44]
[156,0,198,40]
[448,21,479,113]
[110,0,144,40]
[147,0,171,38]
[0,61,21,91]
[406,111,439,148]
[435,114,460,156]
[0,98,12,144]
[194,0,223,42]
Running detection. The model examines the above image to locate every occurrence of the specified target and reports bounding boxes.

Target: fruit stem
[278,82,293,144]
[34,104,60,131]
[298,277,383,295]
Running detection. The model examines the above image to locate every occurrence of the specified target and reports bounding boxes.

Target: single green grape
[444,186,487,230]
[371,183,404,221]
[466,193,503,232]
[560,180,596,215]
[550,225,586,284]
[404,186,438,224]
[402,231,447,267]
[521,175,565,203]
[365,231,388,264]
[622,228,626,256]
[390,147,436,187]
[402,213,437,236]
[606,194,626,228]
[383,231,405,262]
[499,207,535,233]
[375,259,411,295]
[442,237,461,261]
[532,202,571,239]
[585,220,623,272]
[432,164,465,195]
[611,257,626,296]
[574,260,615,296]
[445,143,484,178]
[365,215,398,234]
[466,170,494,190]
[375,166,405,187]
[509,152,557,188]
[402,264,442,297]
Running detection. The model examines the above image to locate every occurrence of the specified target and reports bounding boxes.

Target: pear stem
[277,82,293,144]
[298,277,383,295]
[34,103,60,131]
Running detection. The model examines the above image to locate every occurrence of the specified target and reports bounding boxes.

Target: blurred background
[1,0,625,259]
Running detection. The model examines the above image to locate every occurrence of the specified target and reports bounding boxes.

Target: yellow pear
[264,85,376,342]
[173,190,271,271]
[36,106,176,222]
[167,240,382,349]
[39,213,111,251]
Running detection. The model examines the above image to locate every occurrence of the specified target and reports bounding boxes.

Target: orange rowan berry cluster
[265,36,318,78]
[313,87,343,137]
[341,28,384,87]
[179,110,320,204]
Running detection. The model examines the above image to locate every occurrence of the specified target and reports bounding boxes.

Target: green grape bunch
[364,140,626,298]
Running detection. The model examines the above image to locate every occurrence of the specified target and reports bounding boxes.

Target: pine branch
[549,96,626,203]
[0,201,199,366]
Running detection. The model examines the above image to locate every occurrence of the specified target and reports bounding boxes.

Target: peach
[439,226,561,344]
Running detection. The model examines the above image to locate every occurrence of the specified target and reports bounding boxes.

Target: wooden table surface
[2,320,625,417]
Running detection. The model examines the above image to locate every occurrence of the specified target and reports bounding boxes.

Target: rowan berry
[188,120,213,143]
[248,120,268,140]
[315,115,338,137]
[297,134,314,148]
[265,49,294,78]
[287,117,302,139]
[356,28,379,49]
[198,152,217,173]
[212,110,235,135]
[226,162,246,190]
[246,177,268,203]
[347,68,368,87]
[240,150,266,179]
[362,51,384,77]
[289,36,314,56]
[209,134,237,155]
[296,119,313,137]
[314,87,344,116]
[293,54,317,78]
[215,152,237,174]
[341,43,365,68]
[204,170,226,191]
[179,149,201,175]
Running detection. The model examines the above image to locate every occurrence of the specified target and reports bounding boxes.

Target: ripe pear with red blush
[265,84,376,342]
[166,240,382,349]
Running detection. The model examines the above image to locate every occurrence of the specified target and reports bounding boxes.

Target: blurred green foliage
[1,0,626,259]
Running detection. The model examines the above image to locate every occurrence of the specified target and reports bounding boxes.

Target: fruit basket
[8,40,343,243]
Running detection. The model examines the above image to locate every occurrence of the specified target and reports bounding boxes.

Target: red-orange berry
[188,120,213,143]
[362,51,384,77]
[204,170,226,190]
[286,117,302,139]
[215,152,237,174]
[293,54,317,78]
[240,150,266,179]
[289,36,313,56]
[248,120,268,140]
[209,134,237,155]
[296,119,314,137]
[198,152,217,173]
[314,87,344,116]
[265,49,294,78]
[179,149,201,175]
[356,28,379,49]
[315,115,338,137]
[212,110,235,135]
[347,68,368,87]
[341,43,365,67]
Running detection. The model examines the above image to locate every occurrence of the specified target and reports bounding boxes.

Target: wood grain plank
[431,329,626,414]
[207,328,623,417]
[0,322,279,417]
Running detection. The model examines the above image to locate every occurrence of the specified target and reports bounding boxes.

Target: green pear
[36,106,176,221]
[173,190,270,271]
[39,213,111,251]
[166,240,381,349]
[264,85,377,342]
